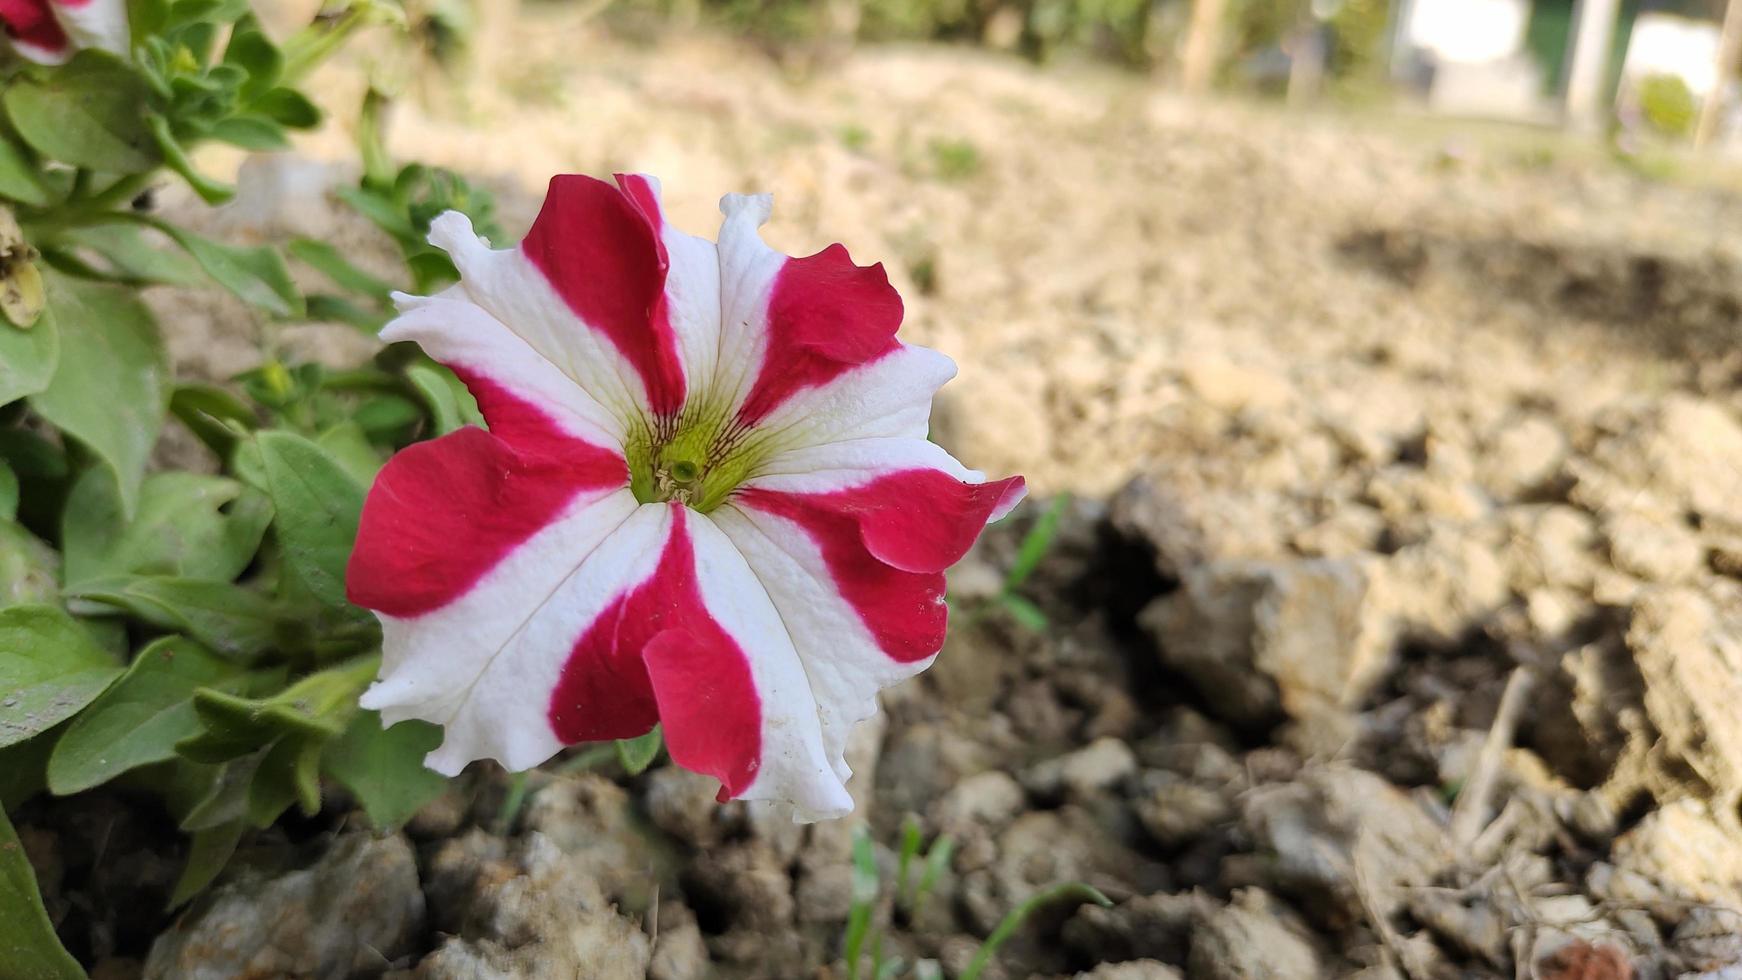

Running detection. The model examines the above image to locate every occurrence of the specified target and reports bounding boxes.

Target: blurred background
[124,0,1742,976]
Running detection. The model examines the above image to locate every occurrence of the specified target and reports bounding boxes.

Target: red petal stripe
[549,507,763,800]
[737,471,1025,663]
[734,244,904,425]
[346,373,627,618]
[520,174,686,416]
[0,0,68,51]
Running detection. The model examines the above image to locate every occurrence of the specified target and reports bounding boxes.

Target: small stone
[522,772,656,907]
[1026,738,1138,799]
[1141,557,1389,728]
[1073,961,1183,980]
[144,832,424,980]
[933,770,1027,831]
[1481,413,1568,496]
[1063,892,1193,964]
[1605,511,1703,583]
[684,841,795,931]
[643,766,724,848]
[1134,775,1232,849]
[414,832,649,980]
[1188,889,1321,980]
[1177,355,1290,412]
[649,901,711,980]
[1612,799,1742,911]
[1242,766,1449,925]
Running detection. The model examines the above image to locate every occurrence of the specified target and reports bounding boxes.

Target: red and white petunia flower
[346,174,1024,820]
[0,0,128,64]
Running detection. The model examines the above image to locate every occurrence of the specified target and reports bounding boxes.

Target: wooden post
[1181,0,1228,93]
[1563,0,1622,129]
[1696,0,1742,149]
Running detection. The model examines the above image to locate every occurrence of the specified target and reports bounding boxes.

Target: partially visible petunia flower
[0,0,129,64]
[346,174,1024,820]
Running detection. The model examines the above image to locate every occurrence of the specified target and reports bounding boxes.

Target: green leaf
[352,393,422,441]
[169,819,243,908]
[256,430,364,610]
[315,421,382,486]
[0,461,16,523]
[843,826,880,980]
[145,113,233,205]
[0,521,57,610]
[206,116,290,152]
[323,711,445,829]
[0,804,85,980]
[179,653,377,762]
[3,51,159,173]
[287,238,394,302]
[305,294,388,334]
[615,726,662,776]
[911,835,954,920]
[169,383,256,455]
[0,729,55,810]
[55,223,206,287]
[1005,494,1068,592]
[223,20,283,95]
[46,637,237,795]
[335,185,417,242]
[165,0,251,29]
[0,133,49,207]
[28,271,165,517]
[405,363,465,436]
[248,734,321,825]
[999,594,1049,632]
[61,468,273,593]
[357,86,392,188]
[0,604,122,749]
[128,0,169,43]
[0,299,58,407]
[179,744,266,831]
[67,576,281,661]
[144,218,301,316]
[958,882,1112,980]
[405,251,459,293]
[253,87,320,128]
[895,816,922,910]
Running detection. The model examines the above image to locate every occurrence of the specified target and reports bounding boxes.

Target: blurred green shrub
[1636,73,1697,139]
[652,0,1168,67]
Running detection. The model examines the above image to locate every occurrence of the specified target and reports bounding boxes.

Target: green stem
[84,173,154,212]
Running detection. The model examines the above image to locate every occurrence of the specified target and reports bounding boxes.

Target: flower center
[626,404,769,513]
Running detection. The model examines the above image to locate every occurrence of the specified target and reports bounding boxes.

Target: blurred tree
[1181,0,1228,89]
[1695,0,1742,146]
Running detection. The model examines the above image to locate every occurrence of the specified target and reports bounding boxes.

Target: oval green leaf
[0,804,85,980]
[28,270,166,517]
[3,51,159,173]
[46,637,238,795]
[0,604,122,749]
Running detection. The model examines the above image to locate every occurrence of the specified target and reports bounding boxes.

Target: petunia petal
[0,0,71,63]
[48,0,126,58]
[714,447,1022,789]
[614,174,723,396]
[751,343,960,452]
[427,177,685,425]
[347,371,639,775]
[708,502,939,785]
[705,194,909,427]
[659,509,852,819]
[359,492,655,774]
[383,290,626,449]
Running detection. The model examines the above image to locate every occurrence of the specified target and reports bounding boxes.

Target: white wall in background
[1622,12,1722,98]
[1405,0,1530,65]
